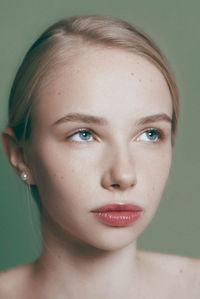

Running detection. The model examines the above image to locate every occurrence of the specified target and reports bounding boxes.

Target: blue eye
[70,129,94,142]
[137,129,161,142]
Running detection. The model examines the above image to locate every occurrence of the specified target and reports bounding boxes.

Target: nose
[101,147,137,192]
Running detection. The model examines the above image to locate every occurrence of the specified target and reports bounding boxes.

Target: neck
[33,211,141,299]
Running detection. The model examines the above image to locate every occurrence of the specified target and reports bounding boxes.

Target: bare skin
[1,48,200,298]
[0,251,200,299]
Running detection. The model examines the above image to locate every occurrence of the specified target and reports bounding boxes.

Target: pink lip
[92,203,143,227]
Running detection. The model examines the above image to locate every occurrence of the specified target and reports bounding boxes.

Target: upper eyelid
[69,128,94,136]
[137,127,162,135]
[67,128,96,141]
[134,125,163,135]
[69,126,163,133]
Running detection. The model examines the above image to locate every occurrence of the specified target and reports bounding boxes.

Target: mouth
[91,203,143,227]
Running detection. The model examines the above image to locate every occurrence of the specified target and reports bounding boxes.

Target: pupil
[80,131,90,140]
[148,130,157,140]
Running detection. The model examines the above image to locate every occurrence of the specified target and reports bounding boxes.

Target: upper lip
[92,203,143,212]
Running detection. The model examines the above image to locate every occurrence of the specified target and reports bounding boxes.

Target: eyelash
[67,127,165,144]
[136,128,164,142]
[67,128,95,143]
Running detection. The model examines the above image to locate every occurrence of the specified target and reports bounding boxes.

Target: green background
[0,0,199,271]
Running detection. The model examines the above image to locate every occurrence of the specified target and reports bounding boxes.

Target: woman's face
[27,48,173,250]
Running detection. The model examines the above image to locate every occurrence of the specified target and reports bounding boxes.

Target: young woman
[1,14,200,299]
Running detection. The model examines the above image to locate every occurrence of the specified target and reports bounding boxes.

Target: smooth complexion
[28,47,172,249]
[5,47,198,299]
[20,47,173,298]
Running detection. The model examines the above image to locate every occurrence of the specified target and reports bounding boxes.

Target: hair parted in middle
[8,14,179,143]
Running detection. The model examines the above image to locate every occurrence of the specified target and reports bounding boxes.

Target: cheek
[29,143,99,208]
[28,144,106,242]
[137,144,172,210]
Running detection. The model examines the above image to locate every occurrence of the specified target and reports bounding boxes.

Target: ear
[1,127,36,185]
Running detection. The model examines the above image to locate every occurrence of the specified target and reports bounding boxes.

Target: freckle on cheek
[130,72,134,76]
[137,256,140,262]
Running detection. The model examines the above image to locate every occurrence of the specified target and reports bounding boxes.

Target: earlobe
[1,127,35,185]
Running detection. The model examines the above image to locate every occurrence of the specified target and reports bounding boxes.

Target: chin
[74,226,142,252]
[90,239,136,252]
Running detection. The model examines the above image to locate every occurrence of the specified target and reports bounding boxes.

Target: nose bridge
[101,140,137,191]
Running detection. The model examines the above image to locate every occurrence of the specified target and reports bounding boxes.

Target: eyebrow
[53,112,172,127]
[135,113,172,126]
[53,113,108,126]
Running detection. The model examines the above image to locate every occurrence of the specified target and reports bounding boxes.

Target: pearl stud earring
[21,172,28,181]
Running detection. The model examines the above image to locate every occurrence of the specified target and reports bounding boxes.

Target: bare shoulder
[0,263,34,299]
[137,249,200,272]
[137,250,200,298]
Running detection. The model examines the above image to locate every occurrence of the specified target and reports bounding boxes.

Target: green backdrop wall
[0,0,199,270]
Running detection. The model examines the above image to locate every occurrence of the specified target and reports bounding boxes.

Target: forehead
[32,47,172,126]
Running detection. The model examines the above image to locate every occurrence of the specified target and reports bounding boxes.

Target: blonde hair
[8,14,179,143]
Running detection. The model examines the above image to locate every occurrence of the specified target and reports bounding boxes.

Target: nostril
[111,184,120,188]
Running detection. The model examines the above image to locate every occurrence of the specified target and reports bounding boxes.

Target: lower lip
[93,211,141,226]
